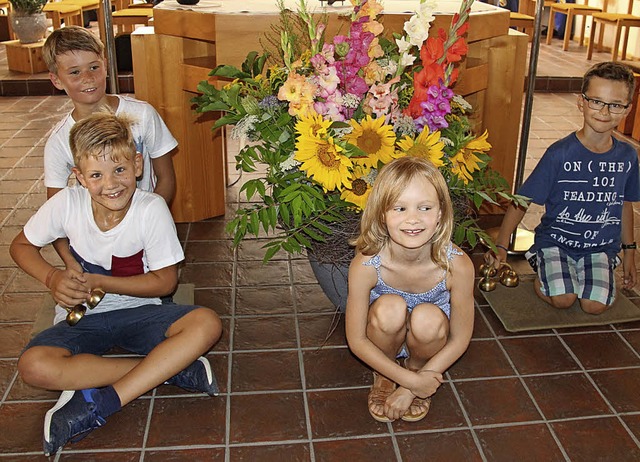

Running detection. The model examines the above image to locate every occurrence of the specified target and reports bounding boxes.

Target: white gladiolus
[396,36,412,54]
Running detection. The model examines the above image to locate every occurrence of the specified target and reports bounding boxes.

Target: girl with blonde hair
[346,156,475,422]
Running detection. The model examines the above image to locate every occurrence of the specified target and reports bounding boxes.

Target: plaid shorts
[536,247,617,306]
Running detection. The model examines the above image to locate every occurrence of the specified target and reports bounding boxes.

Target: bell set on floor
[64,288,106,326]
[478,262,519,292]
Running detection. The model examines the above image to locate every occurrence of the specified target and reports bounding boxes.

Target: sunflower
[295,110,332,139]
[397,127,445,167]
[295,136,353,192]
[344,115,397,169]
[340,163,374,211]
[449,130,490,184]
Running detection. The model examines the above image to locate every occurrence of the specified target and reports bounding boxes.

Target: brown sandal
[368,372,396,423]
[401,396,431,422]
[398,358,431,422]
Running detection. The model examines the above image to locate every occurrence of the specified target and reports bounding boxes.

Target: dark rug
[31,283,195,338]
[482,276,640,332]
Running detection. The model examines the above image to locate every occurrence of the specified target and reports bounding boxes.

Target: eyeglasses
[581,94,630,114]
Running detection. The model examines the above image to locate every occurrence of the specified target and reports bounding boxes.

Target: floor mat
[482,276,640,332]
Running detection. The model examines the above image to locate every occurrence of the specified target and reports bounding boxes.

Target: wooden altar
[131,0,528,223]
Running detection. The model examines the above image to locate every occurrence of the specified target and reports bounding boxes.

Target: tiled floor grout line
[614,327,640,361]
[554,332,640,451]
[494,328,571,461]
[0,370,18,409]
[223,242,239,462]
[138,387,157,462]
[290,256,316,462]
[446,375,488,462]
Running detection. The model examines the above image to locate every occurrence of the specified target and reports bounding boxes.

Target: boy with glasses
[489,62,638,314]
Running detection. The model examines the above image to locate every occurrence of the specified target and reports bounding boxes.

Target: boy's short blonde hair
[70,112,136,167]
[43,26,104,74]
[353,156,454,270]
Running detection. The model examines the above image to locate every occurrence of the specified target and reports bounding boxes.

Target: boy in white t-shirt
[10,113,222,456]
[42,26,178,271]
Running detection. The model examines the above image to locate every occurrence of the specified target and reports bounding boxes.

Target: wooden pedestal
[4,40,47,74]
[131,28,225,223]
[131,1,527,221]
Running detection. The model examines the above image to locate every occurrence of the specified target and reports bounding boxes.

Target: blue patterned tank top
[363,243,462,318]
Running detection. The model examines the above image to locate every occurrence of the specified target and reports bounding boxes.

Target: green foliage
[9,0,47,15]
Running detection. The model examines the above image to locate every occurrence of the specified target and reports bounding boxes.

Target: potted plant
[9,0,48,44]
[194,0,527,310]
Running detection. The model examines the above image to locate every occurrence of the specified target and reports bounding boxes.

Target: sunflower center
[407,143,430,158]
[357,129,382,154]
[351,178,368,196]
[317,145,340,169]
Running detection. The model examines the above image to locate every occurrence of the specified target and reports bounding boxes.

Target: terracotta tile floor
[1,36,640,461]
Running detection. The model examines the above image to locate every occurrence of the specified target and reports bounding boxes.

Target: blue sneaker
[165,356,219,397]
[43,390,106,456]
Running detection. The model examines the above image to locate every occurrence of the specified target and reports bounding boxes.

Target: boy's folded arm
[151,153,177,204]
[86,264,179,298]
[10,231,56,287]
[10,231,89,306]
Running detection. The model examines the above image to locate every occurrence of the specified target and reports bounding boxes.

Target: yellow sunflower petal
[396,128,445,168]
[344,115,397,169]
[295,137,353,192]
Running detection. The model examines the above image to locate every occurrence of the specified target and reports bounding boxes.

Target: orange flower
[420,36,444,66]
[446,37,468,63]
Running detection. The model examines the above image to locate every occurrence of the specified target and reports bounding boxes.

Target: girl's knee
[409,304,448,342]
[579,299,610,315]
[369,295,407,333]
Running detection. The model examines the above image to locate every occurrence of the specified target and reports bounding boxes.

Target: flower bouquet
[194,0,527,263]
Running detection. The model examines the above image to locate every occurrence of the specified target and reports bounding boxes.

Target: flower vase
[308,254,349,313]
[10,12,48,44]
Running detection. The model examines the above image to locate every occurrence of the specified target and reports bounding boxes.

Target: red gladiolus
[446,37,468,63]
[457,22,470,36]
[420,36,444,66]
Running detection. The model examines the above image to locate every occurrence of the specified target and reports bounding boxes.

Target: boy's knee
[185,307,222,344]
[18,347,63,388]
[579,299,610,315]
[548,294,577,309]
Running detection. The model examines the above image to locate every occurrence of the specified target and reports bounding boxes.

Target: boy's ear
[577,94,585,112]
[49,72,65,91]
[72,167,87,188]
[134,152,143,177]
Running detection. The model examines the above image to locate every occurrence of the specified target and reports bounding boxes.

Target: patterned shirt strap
[446,242,463,261]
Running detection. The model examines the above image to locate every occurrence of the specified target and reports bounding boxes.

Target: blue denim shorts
[25,303,199,356]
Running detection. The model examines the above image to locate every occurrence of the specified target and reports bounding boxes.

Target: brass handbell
[64,288,106,326]
[478,263,497,292]
[498,264,519,288]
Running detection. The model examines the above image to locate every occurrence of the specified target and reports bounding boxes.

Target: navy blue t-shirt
[519,133,640,258]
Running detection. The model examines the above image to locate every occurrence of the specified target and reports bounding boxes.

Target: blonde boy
[42,26,177,271]
[11,113,222,456]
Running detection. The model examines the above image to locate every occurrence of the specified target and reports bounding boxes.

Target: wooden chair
[111,6,152,35]
[587,0,640,61]
[546,0,609,51]
[43,2,83,30]
[510,12,535,41]
[0,0,15,40]
[60,0,104,43]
